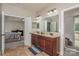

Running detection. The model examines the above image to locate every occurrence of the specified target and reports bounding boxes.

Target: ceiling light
[47,11,53,15]
[47,8,57,16]
[49,11,53,14]
[47,12,50,15]
[53,9,57,12]
[36,16,41,19]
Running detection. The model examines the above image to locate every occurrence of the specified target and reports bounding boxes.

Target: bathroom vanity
[32,14,60,56]
[31,33,60,56]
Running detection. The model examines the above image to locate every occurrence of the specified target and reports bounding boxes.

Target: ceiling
[3,3,79,17]
[3,3,52,13]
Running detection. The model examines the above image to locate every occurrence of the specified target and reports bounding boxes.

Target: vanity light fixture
[47,8,57,15]
[51,8,57,12]
[53,9,57,12]
[47,11,53,15]
[36,15,41,19]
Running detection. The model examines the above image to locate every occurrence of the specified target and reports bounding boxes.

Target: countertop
[31,32,60,38]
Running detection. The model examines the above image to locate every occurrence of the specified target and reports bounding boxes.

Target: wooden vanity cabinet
[44,37,59,56]
[31,34,40,47]
[44,38,53,55]
[31,34,60,56]
[38,35,45,50]
[31,34,36,45]
[52,37,59,56]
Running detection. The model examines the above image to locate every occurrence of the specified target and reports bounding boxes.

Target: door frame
[2,12,25,55]
[60,4,79,56]
[2,11,5,55]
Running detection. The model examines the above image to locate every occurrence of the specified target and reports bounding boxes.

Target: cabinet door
[38,36,45,50]
[40,38,45,50]
[35,35,40,47]
[31,34,37,45]
[31,34,35,44]
[45,38,53,55]
[52,38,59,56]
[38,35,41,47]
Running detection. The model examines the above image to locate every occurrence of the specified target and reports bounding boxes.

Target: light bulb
[49,11,53,14]
[54,9,57,12]
[47,12,50,15]
[36,16,41,20]
[47,11,53,15]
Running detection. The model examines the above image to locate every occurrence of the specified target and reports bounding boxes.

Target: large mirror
[43,15,59,32]
[32,15,59,34]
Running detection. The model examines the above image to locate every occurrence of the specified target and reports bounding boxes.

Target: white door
[24,17,32,46]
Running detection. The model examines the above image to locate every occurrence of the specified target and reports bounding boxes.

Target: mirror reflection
[43,15,59,32]
[32,15,59,35]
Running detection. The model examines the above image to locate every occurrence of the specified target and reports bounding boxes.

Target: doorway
[64,5,79,56]
[4,15,25,55]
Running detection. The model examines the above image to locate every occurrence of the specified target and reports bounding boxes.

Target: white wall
[24,17,32,46]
